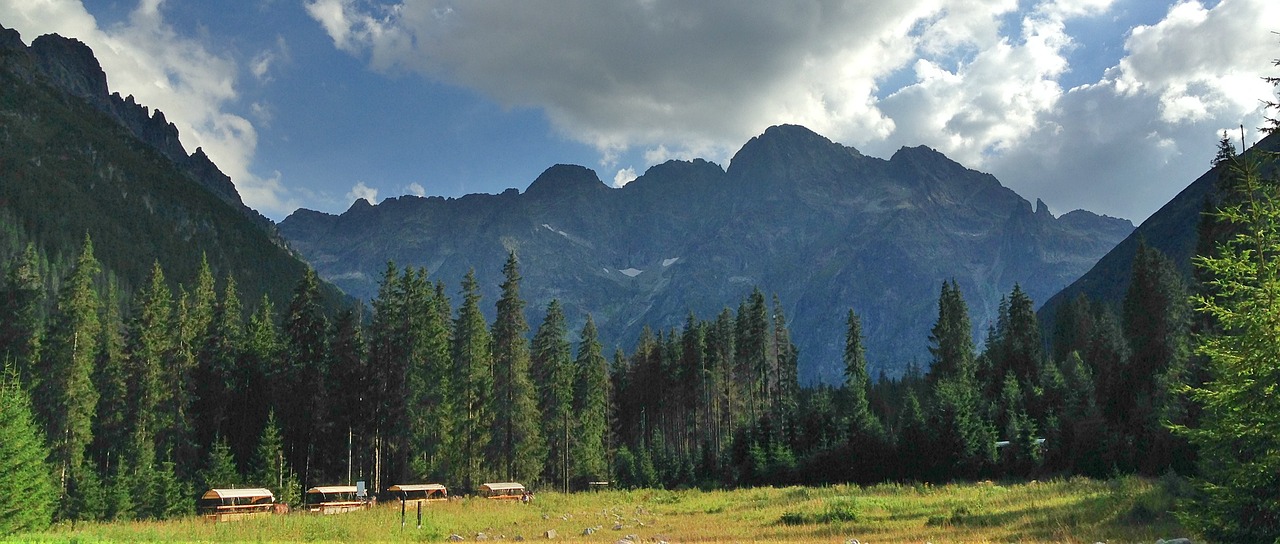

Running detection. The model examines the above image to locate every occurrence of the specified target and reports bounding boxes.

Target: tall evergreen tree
[250,411,299,506]
[842,309,887,483]
[281,268,331,488]
[532,299,573,490]
[91,280,128,476]
[37,235,101,513]
[408,270,453,481]
[125,262,172,469]
[1122,240,1192,474]
[488,254,545,485]
[200,436,241,491]
[0,367,56,535]
[926,280,975,384]
[1182,154,1280,542]
[451,270,494,491]
[328,308,368,485]
[1,243,44,391]
[236,297,280,466]
[571,315,610,486]
[194,274,243,456]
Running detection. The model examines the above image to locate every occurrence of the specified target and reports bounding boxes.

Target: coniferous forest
[0,198,1230,526]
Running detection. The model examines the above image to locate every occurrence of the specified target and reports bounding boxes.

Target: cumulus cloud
[308,0,1277,222]
[0,0,297,217]
[612,167,638,188]
[347,181,378,204]
[985,0,1278,221]
[406,182,427,197]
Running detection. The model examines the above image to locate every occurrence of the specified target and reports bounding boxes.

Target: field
[17,476,1189,543]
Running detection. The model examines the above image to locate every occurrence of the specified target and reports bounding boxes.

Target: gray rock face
[280,125,1132,380]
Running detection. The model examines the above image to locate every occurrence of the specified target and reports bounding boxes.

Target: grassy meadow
[16,476,1189,543]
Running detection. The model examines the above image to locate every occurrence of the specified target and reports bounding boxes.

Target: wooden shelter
[198,488,275,521]
[387,483,448,505]
[479,482,526,500]
[304,485,371,514]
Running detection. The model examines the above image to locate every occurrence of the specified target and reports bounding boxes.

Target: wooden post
[417,500,422,529]
[400,498,406,529]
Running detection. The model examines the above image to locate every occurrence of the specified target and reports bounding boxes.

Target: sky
[0,0,1276,224]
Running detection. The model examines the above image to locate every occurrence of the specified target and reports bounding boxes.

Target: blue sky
[1,0,1276,223]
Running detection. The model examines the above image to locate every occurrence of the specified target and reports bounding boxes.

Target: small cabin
[479,482,526,500]
[388,483,448,505]
[198,488,275,521]
[304,485,371,514]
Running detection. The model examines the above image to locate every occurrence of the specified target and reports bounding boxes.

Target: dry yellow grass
[14,476,1188,543]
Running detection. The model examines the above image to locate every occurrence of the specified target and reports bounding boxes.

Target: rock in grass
[544,529,557,539]
[582,527,596,536]
[475,533,489,541]
[449,535,464,542]
[1157,539,1192,544]
[612,523,624,530]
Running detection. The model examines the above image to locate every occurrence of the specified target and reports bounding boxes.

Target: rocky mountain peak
[29,33,110,107]
[524,164,607,199]
[0,23,23,51]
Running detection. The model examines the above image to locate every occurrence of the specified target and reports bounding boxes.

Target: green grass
[15,476,1190,543]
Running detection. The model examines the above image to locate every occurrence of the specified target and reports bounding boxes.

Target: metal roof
[201,488,274,500]
[306,485,359,494]
[388,484,447,492]
[479,482,525,492]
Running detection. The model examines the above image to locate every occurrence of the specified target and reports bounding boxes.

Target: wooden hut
[198,488,275,521]
[479,482,526,500]
[387,483,448,505]
[304,485,371,514]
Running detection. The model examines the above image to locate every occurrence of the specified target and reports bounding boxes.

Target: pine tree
[125,262,172,466]
[451,270,494,491]
[37,234,101,514]
[368,263,407,490]
[237,297,280,468]
[532,299,573,489]
[0,367,56,535]
[1,242,44,392]
[841,309,888,483]
[927,280,975,384]
[200,436,241,491]
[407,270,453,481]
[571,315,610,486]
[488,255,545,485]
[1122,240,1192,474]
[1211,130,1237,168]
[251,411,298,506]
[1181,155,1280,542]
[91,280,128,476]
[195,274,244,455]
[281,268,331,488]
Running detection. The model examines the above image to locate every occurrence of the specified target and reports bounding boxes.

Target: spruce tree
[842,309,887,482]
[126,262,172,463]
[532,299,573,489]
[927,280,975,384]
[408,270,453,481]
[489,254,545,485]
[200,436,241,491]
[281,268,331,488]
[0,367,56,535]
[451,270,493,491]
[91,280,129,476]
[237,297,280,468]
[1182,155,1280,542]
[571,315,610,486]
[251,411,298,506]
[1122,240,1192,474]
[38,234,101,514]
[195,274,244,455]
[1,242,44,392]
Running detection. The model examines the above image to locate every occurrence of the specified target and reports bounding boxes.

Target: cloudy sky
[1,0,1276,223]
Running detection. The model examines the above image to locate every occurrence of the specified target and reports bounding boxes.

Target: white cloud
[347,181,378,204]
[0,0,298,217]
[406,182,426,196]
[251,36,289,83]
[612,167,638,188]
[307,0,1277,222]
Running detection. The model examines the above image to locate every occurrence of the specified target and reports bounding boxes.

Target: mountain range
[280,125,1133,382]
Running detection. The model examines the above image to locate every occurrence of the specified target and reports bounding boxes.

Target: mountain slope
[281,124,1132,382]
[0,23,334,308]
[1039,131,1280,325]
